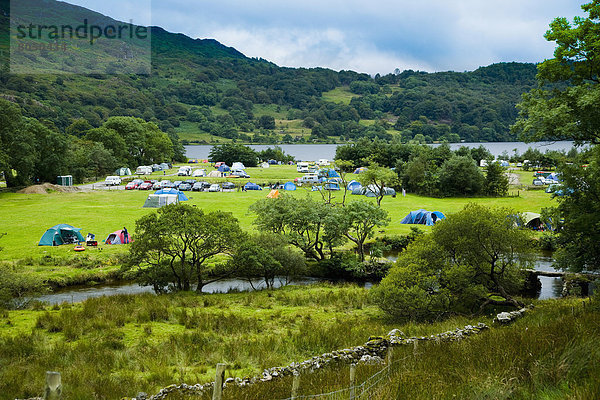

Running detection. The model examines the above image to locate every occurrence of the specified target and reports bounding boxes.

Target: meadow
[0,284,596,400]
[0,165,555,286]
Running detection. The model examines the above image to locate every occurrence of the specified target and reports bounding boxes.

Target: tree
[339,201,390,261]
[484,159,510,197]
[257,115,276,130]
[552,146,600,271]
[208,143,258,167]
[250,195,341,261]
[372,204,533,320]
[129,204,244,293]
[432,204,533,310]
[513,1,600,144]
[357,163,399,206]
[438,156,484,196]
[230,233,306,289]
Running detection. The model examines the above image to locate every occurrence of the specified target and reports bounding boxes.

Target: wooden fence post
[413,339,418,357]
[44,371,62,400]
[212,363,226,400]
[349,364,356,400]
[291,372,300,400]
[386,345,394,365]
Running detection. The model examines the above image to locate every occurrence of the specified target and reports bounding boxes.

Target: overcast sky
[64,0,583,75]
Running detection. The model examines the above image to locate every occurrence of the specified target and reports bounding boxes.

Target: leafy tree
[257,115,276,130]
[552,146,600,271]
[432,204,533,310]
[357,163,399,206]
[209,143,258,167]
[484,159,510,196]
[230,232,306,289]
[470,145,493,166]
[250,195,341,261]
[339,201,390,261]
[438,156,484,196]
[372,204,533,320]
[129,204,243,293]
[513,1,600,144]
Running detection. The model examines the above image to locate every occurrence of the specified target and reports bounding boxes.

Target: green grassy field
[321,87,359,105]
[0,285,596,400]
[0,165,556,285]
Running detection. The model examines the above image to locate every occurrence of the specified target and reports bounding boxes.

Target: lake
[185,141,580,162]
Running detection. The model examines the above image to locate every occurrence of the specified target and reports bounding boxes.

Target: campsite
[0,164,554,288]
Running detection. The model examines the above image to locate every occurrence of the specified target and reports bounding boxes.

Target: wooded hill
[0,0,538,146]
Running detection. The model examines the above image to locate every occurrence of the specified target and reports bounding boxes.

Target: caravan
[178,166,192,176]
[136,166,153,175]
[296,162,309,173]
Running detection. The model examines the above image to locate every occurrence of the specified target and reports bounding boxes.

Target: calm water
[186,141,579,162]
[36,277,321,305]
[36,254,559,304]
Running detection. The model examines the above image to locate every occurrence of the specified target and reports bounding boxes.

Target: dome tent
[283,182,297,191]
[39,224,85,246]
[154,188,188,201]
[104,229,131,245]
[400,209,445,226]
[244,182,262,190]
[347,180,361,191]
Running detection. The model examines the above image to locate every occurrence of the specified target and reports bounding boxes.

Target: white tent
[143,194,179,208]
[261,162,269,168]
[232,162,246,170]
[207,171,222,178]
[192,168,206,177]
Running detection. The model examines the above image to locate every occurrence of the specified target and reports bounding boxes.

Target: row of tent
[39,225,131,246]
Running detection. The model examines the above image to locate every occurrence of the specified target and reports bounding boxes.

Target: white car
[208,184,221,192]
[104,176,122,186]
[297,174,320,185]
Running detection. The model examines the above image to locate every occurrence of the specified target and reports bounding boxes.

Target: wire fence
[278,354,411,400]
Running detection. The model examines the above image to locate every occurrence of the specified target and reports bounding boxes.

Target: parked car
[152,182,162,190]
[296,174,320,185]
[231,169,250,178]
[208,184,221,192]
[192,182,205,191]
[160,180,172,188]
[178,183,192,191]
[200,181,212,189]
[139,181,153,190]
[104,176,121,186]
[173,181,183,188]
[532,178,544,186]
[184,179,196,186]
[125,181,138,190]
[222,182,235,190]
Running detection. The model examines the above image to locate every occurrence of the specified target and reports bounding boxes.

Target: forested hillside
[0,0,539,186]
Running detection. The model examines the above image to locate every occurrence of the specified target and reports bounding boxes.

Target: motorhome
[296,162,309,173]
[104,176,122,186]
[178,166,192,176]
[135,166,153,175]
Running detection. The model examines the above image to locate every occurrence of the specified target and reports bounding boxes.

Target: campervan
[177,166,192,176]
[297,162,309,173]
[136,166,153,175]
[297,174,320,185]
[104,176,122,186]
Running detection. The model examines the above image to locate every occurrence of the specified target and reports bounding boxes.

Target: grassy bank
[0,285,596,399]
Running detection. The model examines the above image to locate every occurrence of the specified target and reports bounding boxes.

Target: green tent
[115,167,132,176]
[38,224,85,246]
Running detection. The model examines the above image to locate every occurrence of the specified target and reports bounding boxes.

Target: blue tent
[318,169,340,179]
[154,188,188,201]
[283,182,297,191]
[39,224,85,246]
[400,209,445,226]
[218,164,231,172]
[353,167,367,174]
[244,182,262,191]
[347,180,361,191]
[324,181,340,191]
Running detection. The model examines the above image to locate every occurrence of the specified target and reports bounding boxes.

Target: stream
[35,253,560,305]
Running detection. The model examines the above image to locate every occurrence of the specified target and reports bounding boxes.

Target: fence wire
[278,355,410,400]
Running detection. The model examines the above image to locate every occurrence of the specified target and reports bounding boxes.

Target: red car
[139,181,153,190]
[125,182,138,190]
